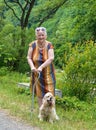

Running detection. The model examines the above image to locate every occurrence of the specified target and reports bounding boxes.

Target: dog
[38,92,59,123]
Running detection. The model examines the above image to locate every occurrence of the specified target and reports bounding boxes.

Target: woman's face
[36,31,47,43]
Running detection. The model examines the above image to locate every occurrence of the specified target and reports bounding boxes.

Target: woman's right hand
[31,67,37,72]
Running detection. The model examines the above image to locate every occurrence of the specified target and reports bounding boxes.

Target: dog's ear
[42,94,47,104]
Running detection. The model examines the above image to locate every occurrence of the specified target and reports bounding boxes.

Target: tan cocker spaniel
[38,92,59,123]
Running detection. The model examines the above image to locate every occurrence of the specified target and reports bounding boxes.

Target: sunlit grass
[0,71,96,130]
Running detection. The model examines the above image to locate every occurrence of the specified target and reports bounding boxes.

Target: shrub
[54,42,72,68]
[56,96,89,110]
[0,67,9,76]
[64,40,96,101]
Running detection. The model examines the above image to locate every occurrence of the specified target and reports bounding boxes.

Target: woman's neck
[37,40,46,48]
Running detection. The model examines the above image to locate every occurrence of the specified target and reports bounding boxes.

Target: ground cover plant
[0,70,96,130]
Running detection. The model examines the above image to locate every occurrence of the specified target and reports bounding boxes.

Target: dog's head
[42,92,55,107]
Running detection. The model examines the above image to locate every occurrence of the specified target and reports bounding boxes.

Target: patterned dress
[30,41,56,98]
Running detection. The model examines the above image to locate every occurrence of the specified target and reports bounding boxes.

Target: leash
[31,71,40,117]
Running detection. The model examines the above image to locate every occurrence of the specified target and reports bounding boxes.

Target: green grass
[0,71,96,130]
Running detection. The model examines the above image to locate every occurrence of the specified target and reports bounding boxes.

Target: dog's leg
[49,118,53,124]
[38,113,44,121]
[55,114,59,120]
[38,107,44,122]
[53,108,59,120]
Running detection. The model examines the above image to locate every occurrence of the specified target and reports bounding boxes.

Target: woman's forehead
[36,31,46,35]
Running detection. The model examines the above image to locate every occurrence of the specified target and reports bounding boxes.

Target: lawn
[0,71,96,130]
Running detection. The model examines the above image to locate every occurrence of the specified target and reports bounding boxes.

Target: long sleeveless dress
[30,41,56,98]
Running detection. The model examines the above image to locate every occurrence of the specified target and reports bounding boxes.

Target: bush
[16,87,30,95]
[54,42,72,68]
[56,96,89,110]
[0,67,9,76]
[64,40,96,101]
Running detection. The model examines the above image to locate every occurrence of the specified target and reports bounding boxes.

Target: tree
[54,0,96,44]
[0,0,6,30]
[4,0,36,57]
[4,0,67,57]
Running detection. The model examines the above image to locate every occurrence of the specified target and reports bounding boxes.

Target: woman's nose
[39,36,43,39]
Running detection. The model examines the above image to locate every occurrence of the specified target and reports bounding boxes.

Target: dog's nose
[50,97,52,101]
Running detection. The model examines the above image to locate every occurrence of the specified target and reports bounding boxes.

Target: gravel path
[0,110,40,130]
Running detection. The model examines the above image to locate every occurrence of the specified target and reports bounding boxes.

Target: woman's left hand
[37,66,43,72]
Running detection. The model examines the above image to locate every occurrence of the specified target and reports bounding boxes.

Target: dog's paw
[38,114,40,119]
[38,115,43,122]
[49,119,53,124]
[39,118,43,122]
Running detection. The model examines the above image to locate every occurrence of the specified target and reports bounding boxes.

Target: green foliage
[56,96,90,110]
[1,0,96,74]
[54,42,72,68]
[30,0,66,26]
[0,23,34,72]
[0,24,19,69]
[64,41,96,101]
[56,70,68,95]
[53,0,96,43]
[18,58,30,72]
[17,87,30,95]
[0,67,9,76]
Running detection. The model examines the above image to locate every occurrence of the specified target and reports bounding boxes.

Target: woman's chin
[38,40,45,43]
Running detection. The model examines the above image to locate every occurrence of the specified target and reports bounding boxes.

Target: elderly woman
[27,27,56,107]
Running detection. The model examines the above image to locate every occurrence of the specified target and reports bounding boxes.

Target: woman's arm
[37,48,54,72]
[27,47,36,71]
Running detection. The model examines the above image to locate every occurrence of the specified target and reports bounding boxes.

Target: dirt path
[0,109,40,130]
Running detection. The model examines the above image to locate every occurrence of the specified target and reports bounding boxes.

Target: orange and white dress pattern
[30,41,56,98]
